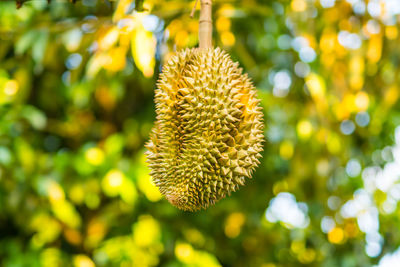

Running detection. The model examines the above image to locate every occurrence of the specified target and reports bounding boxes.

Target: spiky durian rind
[146,47,264,211]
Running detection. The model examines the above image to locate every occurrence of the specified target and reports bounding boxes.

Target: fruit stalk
[199,0,212,49]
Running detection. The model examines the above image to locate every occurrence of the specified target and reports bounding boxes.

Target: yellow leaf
[305,73,326,99]
[98,27,119,51]
[131,26,156,78]
[73,255,95,267]
[113,0,133,22]
[104,47,127,72]
[367,34,382,63]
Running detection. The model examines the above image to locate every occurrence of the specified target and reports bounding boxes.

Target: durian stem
[199,0,212,49]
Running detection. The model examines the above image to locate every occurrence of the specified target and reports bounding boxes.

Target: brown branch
[190,0,199,18]
[198,0,212,49]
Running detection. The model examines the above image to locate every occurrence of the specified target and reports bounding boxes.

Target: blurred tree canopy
[1,0,400,266]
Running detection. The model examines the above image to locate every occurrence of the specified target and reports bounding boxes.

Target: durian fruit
[145,47,264,211]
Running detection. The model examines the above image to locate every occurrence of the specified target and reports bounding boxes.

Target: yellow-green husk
[146,47,264,211]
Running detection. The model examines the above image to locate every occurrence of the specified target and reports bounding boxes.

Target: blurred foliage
[1,0,400,266]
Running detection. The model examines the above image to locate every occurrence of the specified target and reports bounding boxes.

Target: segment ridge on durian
[146,47,264,211]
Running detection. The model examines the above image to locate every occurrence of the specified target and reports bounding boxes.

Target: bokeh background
[1,0,400,266]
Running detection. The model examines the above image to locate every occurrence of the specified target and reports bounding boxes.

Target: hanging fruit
[146,0,264,211]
